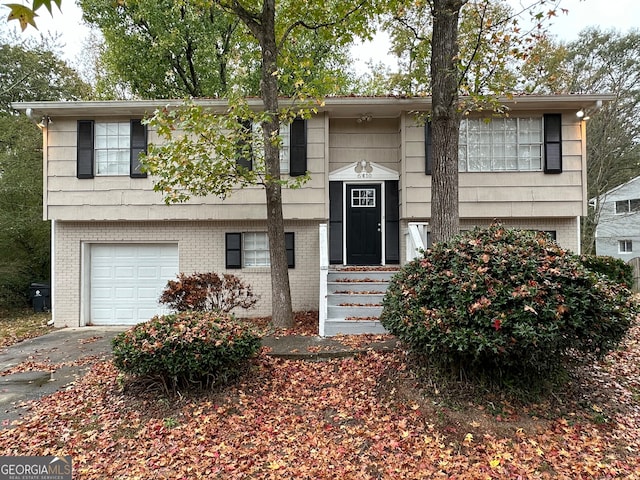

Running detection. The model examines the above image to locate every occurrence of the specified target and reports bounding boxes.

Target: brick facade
[53,220,320,327]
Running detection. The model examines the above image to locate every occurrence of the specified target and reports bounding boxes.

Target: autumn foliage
[159,272,258,313]
[381,224,638,385]
[111,311,261,390]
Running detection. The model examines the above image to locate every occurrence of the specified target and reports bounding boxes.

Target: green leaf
[34,0,63,14]
[5,3,38,31]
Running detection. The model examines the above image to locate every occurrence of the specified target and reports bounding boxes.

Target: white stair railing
[319,223,328,337]
[406,222,428,261]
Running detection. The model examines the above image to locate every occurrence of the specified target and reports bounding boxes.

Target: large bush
[381,225,638,383]
[579,254,634,288]
[159,272,258,313]
[112,311,261,390]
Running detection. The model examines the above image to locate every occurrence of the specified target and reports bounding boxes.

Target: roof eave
[11,94,616,119]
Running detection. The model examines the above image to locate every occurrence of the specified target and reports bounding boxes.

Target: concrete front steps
[324,267,399,336]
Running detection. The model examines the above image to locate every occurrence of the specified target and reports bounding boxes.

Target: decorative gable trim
[329,161,399,182]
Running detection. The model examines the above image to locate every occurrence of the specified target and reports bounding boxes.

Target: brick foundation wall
[53,220,320,327]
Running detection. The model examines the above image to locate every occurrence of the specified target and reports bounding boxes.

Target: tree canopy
[0,34,90,308]
[79,0,357,99]
[0,36,90,110]
[559,28,640,253]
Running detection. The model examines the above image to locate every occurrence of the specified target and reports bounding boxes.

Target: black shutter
[544,114,562,174]
[385,180,400,264]
[285,232,295,268]
[130,119,148,178]
[329,181,343,264]
[289,118,307,177]
[77,120,94,179]
[425,121,432,175]
[225,233,242,269]
[236,119,253,171]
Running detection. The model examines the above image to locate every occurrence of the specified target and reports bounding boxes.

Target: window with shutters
[252,122,291,174]
[77,119,147,179]
[225,232,295,269]
[458,117,543,172]
[237,118,306,177]
[95,122,131,175]
[425,115,560,175]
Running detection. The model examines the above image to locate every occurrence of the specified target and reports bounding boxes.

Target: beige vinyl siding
[45,116,326,221]
[399,217,580,260]
[402,113,585,219]
[328,117,401,173]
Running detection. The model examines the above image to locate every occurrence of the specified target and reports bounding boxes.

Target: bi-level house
[14,95,609,336]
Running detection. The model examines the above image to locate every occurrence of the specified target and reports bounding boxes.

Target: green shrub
[159,272,258,313]
[381,224,638,386]
[112,311,261,390]
[579,254,634,288]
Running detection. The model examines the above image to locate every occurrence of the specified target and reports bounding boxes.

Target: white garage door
[90,244,179,325]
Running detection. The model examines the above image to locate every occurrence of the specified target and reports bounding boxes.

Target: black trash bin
[30,283,51,313]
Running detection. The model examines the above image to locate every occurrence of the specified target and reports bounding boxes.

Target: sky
[352,0,640,73]
[3,0,639,73]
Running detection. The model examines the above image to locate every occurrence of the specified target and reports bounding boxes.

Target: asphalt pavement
[0,327,126,428]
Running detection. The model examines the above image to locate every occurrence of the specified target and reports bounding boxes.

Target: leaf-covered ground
[0,309,53,347]
[1,317,639,479]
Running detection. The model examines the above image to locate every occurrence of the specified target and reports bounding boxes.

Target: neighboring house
[593,175,640,260]
[14,95,609,335]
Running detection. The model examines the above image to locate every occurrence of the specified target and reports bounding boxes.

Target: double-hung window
[619,240,633,253]
[252,122,291,174]
[243,232,271,267]
[226,232,295,269]
[237,118,307,177]
[77,119,147,179]
[94,122,131,175]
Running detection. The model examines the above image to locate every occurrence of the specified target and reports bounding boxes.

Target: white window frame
[94,121,130,176]
[619,239,633,253]
[351,187,376,207]
[615,199,640,214]
[252,122,291,174]
[243,232,270,267]
[458,117,543,172]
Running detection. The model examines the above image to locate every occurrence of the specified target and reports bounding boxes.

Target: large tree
[0,36,90,308]
[384,0,562,242]
[79,0,243,98]
[7,0,372,328]
[143,0,375,328]
[78,0,355,99]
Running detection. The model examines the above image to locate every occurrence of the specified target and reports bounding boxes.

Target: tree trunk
[430,0,466,243]
[256,0,294,328]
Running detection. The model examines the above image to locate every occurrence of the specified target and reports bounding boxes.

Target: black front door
[346,184,382,265]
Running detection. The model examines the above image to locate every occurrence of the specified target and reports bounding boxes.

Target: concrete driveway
[0,327,126,429]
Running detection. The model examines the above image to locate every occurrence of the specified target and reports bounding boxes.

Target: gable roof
[591,175,640,205]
